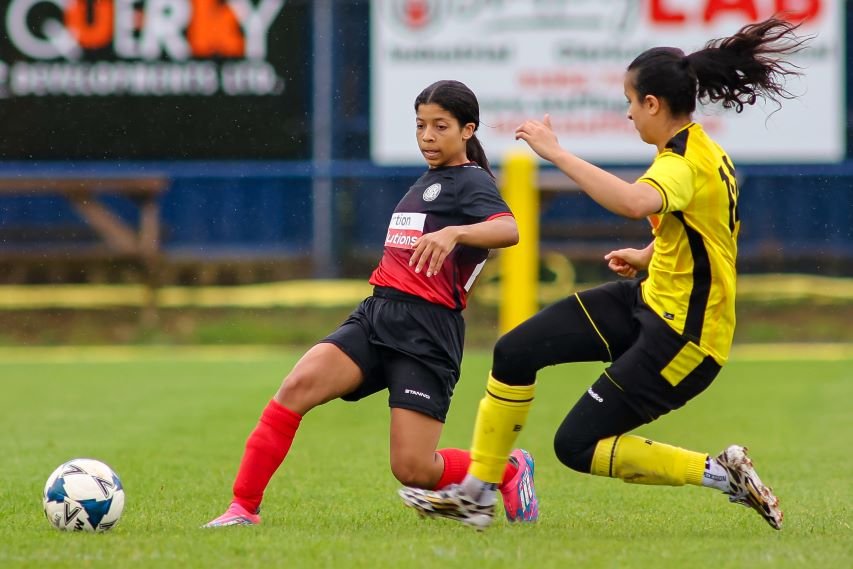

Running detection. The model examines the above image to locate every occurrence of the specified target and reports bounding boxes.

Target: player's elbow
[621,204,648,220]
[622,184,663,219]
[622,197,660,219]
[493,216,519,247]
[506,225,520,247]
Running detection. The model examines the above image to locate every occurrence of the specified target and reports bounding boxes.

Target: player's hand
[514,114,561,162]
[409,227,459,277]
[604,248,646,278]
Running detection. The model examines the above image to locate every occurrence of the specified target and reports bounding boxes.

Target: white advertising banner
[371,0,845,165]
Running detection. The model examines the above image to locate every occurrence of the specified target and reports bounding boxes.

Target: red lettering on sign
[776,0,820,22]
[187,0,244,58]
[651,0,821,24]
[65,0,113,50]
[650,0,686,23]
[705,0,758,23]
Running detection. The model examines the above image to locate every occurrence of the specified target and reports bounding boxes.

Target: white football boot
[716,445,783,530]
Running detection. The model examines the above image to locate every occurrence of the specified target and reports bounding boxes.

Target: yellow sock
[591,435,706,486]
[469,374,535,484]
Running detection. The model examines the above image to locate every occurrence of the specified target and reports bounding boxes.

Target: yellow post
[499,151,539,335]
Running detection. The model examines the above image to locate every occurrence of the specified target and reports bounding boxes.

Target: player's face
[416,103,475,168]
[624,73,654,145]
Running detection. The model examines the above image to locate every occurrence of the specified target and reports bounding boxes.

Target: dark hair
[627,17,810,115]
[414,80,493,177]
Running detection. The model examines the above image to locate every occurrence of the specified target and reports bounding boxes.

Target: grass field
[1,346,851,568]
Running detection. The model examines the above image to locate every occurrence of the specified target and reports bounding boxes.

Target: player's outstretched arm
[515,115,661,219]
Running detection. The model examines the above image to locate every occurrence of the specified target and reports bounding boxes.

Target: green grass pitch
[1,347,850,568]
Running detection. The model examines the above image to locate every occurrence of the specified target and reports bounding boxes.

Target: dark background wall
[0,1,850,279]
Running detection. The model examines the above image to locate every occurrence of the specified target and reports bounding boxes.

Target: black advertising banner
[0,0,310,160]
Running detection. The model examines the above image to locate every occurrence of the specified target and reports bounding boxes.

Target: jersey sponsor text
[385,212,426,249]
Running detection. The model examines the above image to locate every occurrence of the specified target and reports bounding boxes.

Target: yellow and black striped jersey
[639,122,739,364]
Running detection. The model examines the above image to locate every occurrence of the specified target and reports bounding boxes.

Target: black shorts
[499,279,721,422]
[320,286,465,422]
[606,287,721,422]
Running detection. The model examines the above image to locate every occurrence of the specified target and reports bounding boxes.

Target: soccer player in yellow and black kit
[400,17,810,530]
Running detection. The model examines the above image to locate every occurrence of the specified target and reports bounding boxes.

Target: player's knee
[553,430,595,473]
[390,455,431,488]
[274,370,322,413]
[492,332,536,384]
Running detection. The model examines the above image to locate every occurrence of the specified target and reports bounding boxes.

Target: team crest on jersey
[423,183,441,202]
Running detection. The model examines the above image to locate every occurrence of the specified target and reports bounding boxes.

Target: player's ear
[645,95,661,115]
[461,122,475,140]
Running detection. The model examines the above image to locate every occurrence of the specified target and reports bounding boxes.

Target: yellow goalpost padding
[499,151,539,335]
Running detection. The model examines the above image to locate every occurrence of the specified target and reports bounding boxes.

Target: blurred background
[0,0,850,347]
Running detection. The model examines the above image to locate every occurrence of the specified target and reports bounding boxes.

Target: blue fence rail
[0,160,850,276]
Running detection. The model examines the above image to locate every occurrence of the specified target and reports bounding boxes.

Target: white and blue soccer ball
[43,458,125,532]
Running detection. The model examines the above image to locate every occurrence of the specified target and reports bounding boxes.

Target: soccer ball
[43,458,125,532]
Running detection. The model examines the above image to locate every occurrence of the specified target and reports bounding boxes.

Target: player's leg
[384,344,534,526]
[384,349,468,489]
[204,342,365,527]
[554,372,781,528]
[204,304,376,528]
[387,407,524,492]
[274,342,364,414]
[555,311,782,529]
[399,283,637,527]
[466,282,637,495]
[554,308,719,487]
[391,402,534,528]
[372,297,471,490]
[389,408,445,488]
[552,370,707,485]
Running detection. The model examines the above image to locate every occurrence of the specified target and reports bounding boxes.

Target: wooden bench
[0,175,168,322]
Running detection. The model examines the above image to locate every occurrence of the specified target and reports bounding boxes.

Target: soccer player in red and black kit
[204,80,539,527]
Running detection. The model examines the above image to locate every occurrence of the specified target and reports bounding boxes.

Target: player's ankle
[701,456,730,492]
[461,474,498,506]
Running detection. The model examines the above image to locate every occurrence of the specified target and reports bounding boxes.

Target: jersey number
[718,156,739,236]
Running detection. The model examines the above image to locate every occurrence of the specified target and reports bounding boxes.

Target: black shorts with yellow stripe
[575,279,720,421]
[494,278,720,422]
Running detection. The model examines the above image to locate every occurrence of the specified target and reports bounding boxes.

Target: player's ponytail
[690,17,810,112]
[415,80,494,178]
[627,17,810,116]
[465,135,491,177]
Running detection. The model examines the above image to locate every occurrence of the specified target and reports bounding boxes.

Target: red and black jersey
[369,163,512,310]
